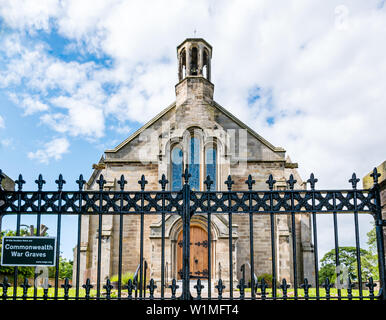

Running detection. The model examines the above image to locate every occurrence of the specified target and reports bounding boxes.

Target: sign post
[1,236,56,267]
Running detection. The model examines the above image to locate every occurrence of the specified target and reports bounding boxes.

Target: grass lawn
[0,287,380,300]
[240,287,379,299]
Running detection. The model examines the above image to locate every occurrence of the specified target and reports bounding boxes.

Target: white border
[1,236,57,267]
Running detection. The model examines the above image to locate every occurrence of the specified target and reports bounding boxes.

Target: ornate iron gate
[0,168,384,300]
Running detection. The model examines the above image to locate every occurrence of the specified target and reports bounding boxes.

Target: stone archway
[149,213,238,287]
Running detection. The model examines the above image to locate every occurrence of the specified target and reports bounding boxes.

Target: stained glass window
[205,147,217,190]
[171,146,183,191]
[189,137,200,190]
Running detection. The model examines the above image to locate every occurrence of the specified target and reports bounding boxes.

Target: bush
[257,273,274,287]
[110,272,134,284]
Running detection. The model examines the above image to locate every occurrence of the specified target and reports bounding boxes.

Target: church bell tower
[175,38,214,107]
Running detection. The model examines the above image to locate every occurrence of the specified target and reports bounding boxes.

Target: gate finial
[96,174,106,191]
[76,174,86,191]
[245,174,255,190]
[286,174,297,190]
[349,173,360,190]
[15,174,26,191]
[307,173,318,190]
[82,278,93,299]
[35,174,46,191]
[159,174,169,191]
[224,175,234,191]
[182,168,191,184]
[55,174,66,191]
[265,174,276,191]
[370,167,381,185]
[118,174,127,191]
[204,175,213,191]
[138,175,148,191]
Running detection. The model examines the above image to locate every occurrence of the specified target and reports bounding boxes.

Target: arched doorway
[177,226,208,279]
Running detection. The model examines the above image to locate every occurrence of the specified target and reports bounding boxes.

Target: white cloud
[0,138,13,149]
[0,115,4,128]
[28,137,70,164]
[0,0,384,185]
[9,93,49,115]
[0,0,60,32]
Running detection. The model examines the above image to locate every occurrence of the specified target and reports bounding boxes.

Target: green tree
[365,222,378,279]
[366,222,377,254]
[48,257,73,279]
[319,247,373,284]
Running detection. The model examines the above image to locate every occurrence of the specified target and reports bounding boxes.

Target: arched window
[205,147,217,190]
[171,146,183,191]
[203,49,208,79]
[190,47,198,76]
[188,136,200,190]
[181,49,186,79]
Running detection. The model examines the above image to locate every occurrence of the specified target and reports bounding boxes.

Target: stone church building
[73,38,314,291]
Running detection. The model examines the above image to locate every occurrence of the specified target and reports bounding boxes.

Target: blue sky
[1,0,386,261]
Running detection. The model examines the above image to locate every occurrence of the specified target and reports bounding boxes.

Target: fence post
[182,169,191,300]
[371,168,386,300]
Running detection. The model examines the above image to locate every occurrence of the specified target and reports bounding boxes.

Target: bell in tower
[176,38,214,107]
[177,38,212,81]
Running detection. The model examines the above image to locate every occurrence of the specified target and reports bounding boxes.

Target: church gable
[104,98,285,164]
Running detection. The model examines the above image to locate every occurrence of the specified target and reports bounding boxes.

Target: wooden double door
[177,226,209,279]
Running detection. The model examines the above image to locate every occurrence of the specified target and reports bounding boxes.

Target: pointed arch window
[205,147,217,190]
[188,136,200,191]
[171,146,183,191]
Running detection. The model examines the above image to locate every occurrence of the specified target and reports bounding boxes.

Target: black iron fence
[0,168,384,300]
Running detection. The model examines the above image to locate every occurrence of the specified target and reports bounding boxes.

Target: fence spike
[118,174,127,191]
[287,174,297,190]
[307,173,318,190]
[349,173,360,190]
[61,277,72,299]
[224,175,234,191]
[169,279,179,299]
[323,277,332,299]
[123,279,134,299]
[245,174,255,190]
[370,167,381,185]
[204,175,213,191]
[76,174,86,191]
[266,174,276,190]
[300,278,311,299]
[55,174,66,191]
[158,174,169,191]
[82,278,93,299]
[280,278,290,299]
[138,174,148,191]
[35,174,46,191]
[15,174,26,191]
[237,278,246,299]
[0,277,10,299]
[147,279,157,299]
[194,279,204,300]
[215,279,225,299]
[97,174,106,191]
[366,277,377,299]
[258,278,268,300]
[20,278,31,299]
[104,278,113,299]
[182,168,191,184]
[347,276,354,300]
